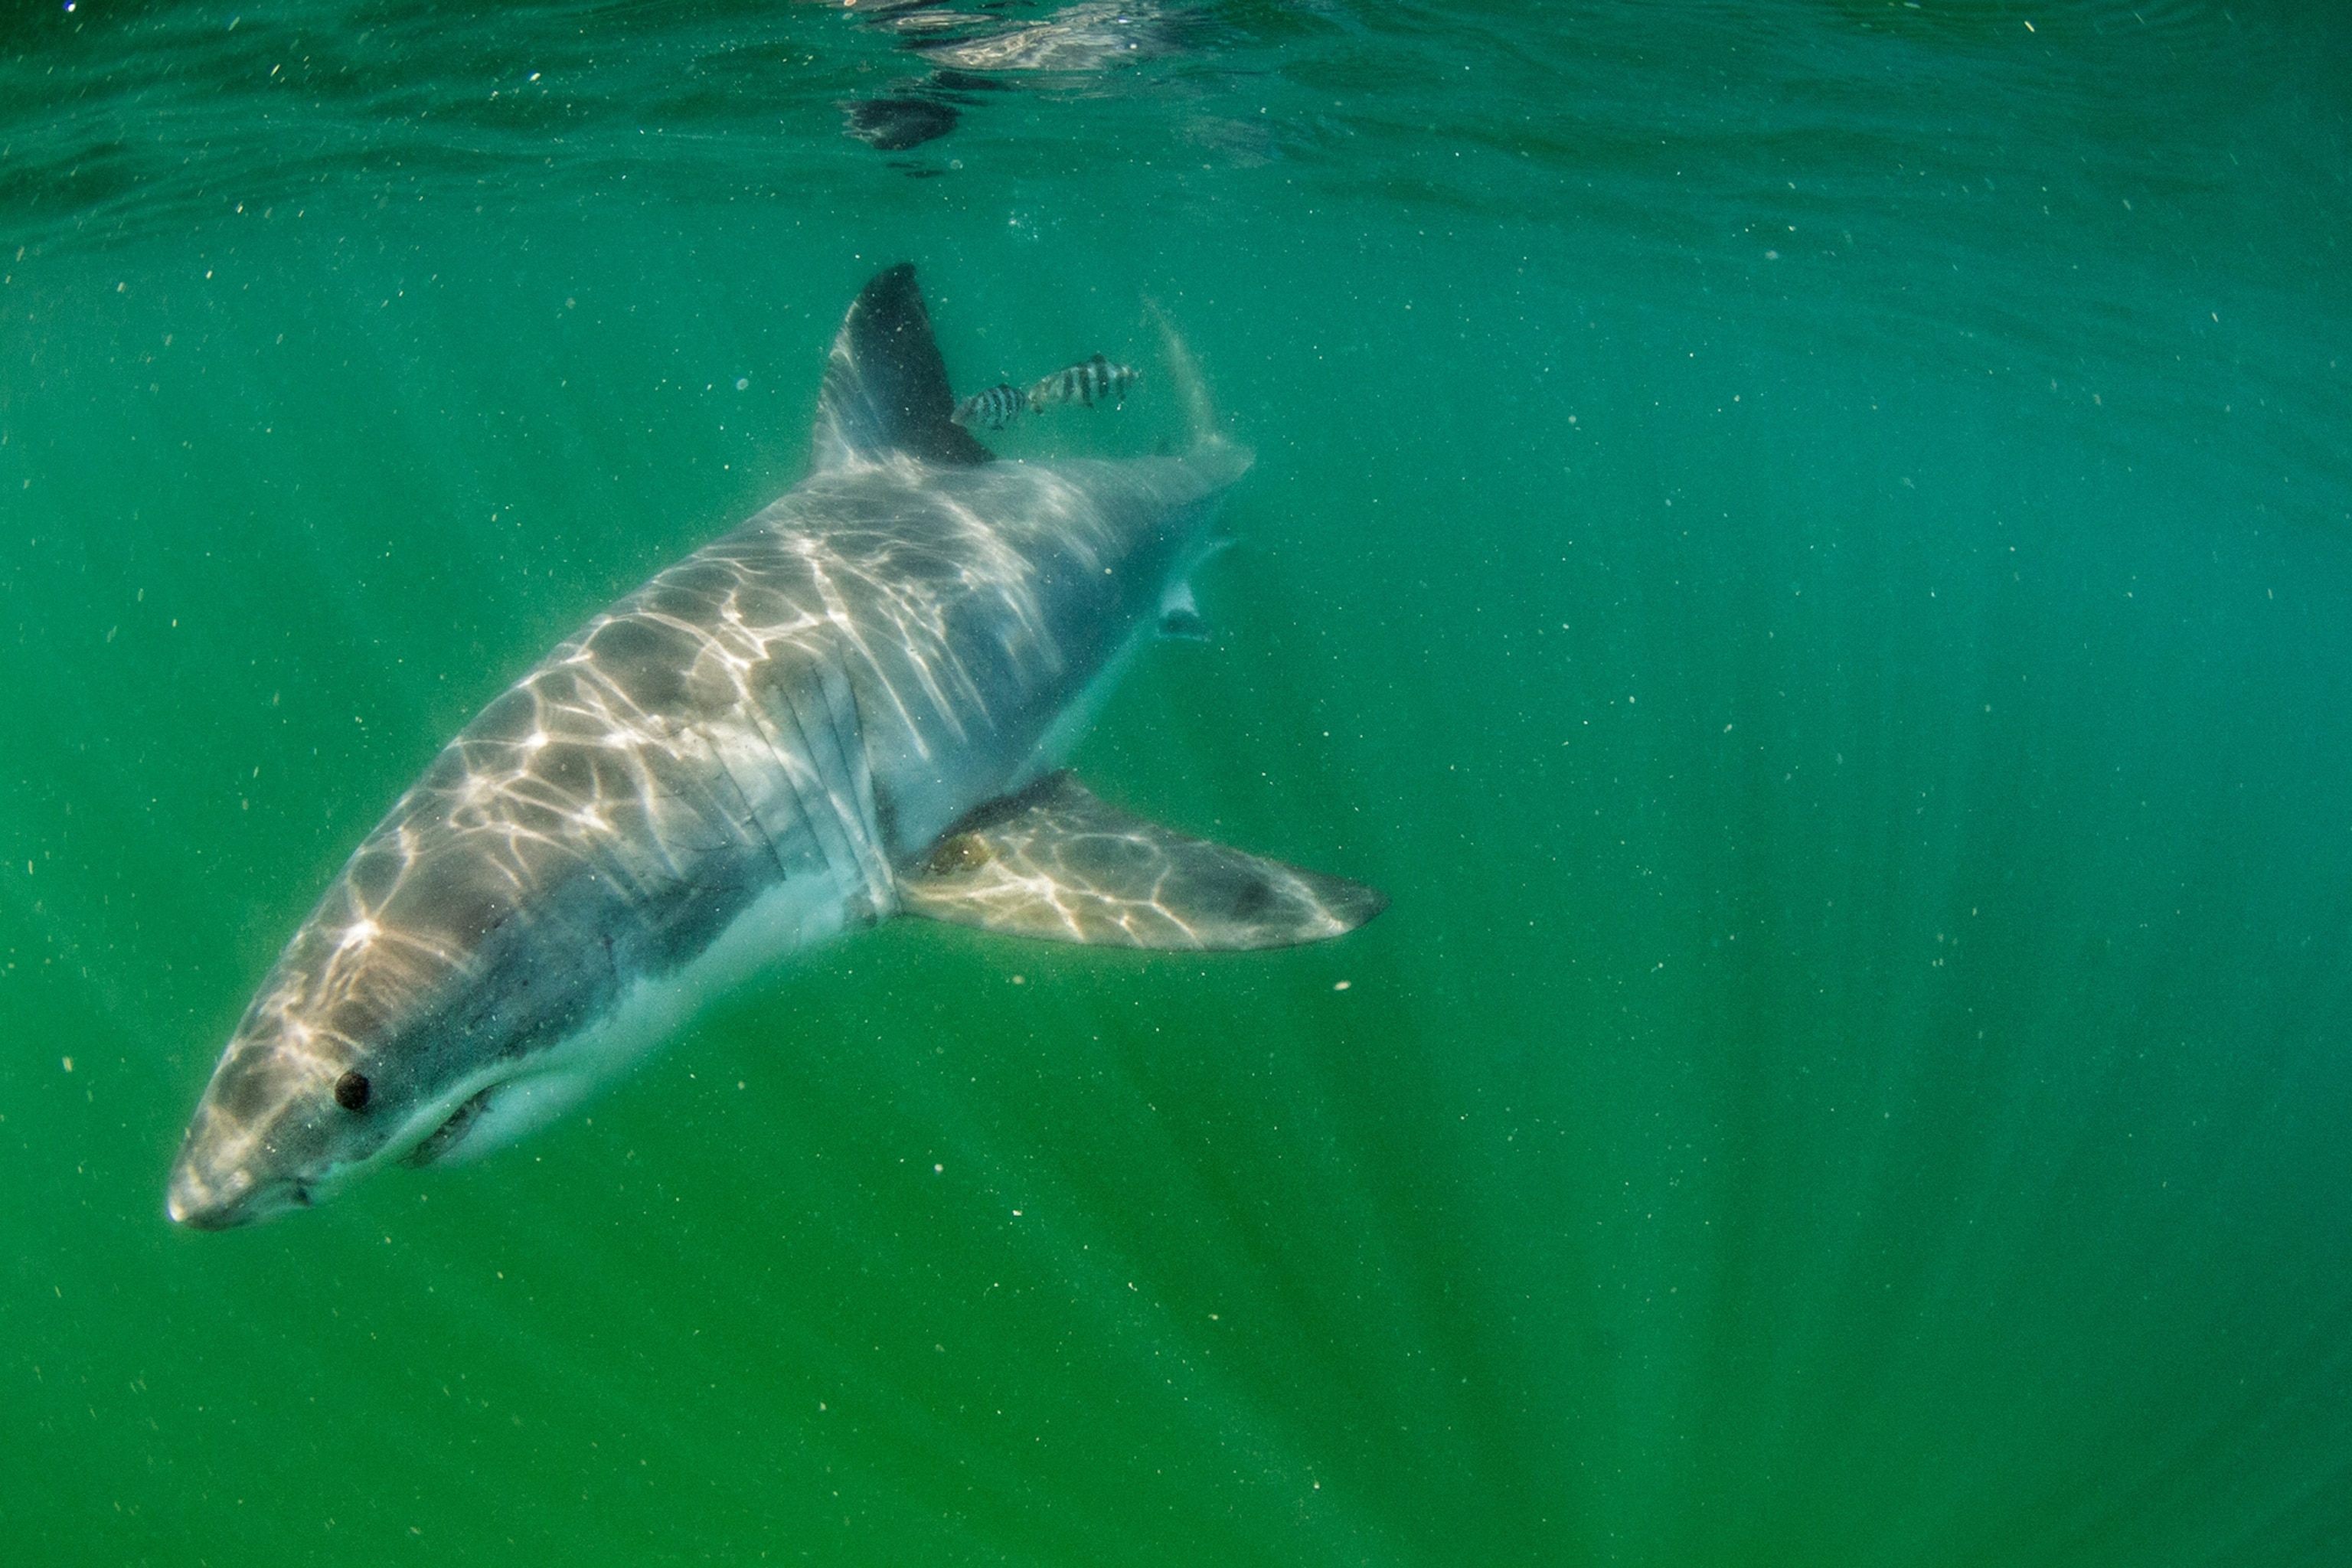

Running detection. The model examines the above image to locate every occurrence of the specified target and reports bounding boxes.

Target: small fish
[952,383,1027,431]
[1029,354,1138,413]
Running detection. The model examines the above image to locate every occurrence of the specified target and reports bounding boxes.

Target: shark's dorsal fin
[897,773,1386,950]
[812,263,992,470]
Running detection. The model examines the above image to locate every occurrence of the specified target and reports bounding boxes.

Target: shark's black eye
[334,1070,371,1112]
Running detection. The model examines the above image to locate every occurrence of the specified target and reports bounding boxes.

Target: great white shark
[166,264,1383,1230]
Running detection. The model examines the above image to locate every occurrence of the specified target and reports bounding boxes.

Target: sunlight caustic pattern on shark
[904,771,1383,947]
[165,264,1383,1230]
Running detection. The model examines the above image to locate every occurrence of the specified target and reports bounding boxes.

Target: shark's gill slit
[403,1089,492,1169]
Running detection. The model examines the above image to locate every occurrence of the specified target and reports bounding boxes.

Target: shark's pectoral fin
[898,773,1385,950]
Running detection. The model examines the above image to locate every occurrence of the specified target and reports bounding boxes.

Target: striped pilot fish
[1029,353,1139,412]
[950,383,1027,432]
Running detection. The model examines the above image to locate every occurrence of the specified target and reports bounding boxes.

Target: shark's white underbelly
[361,862,873,1184]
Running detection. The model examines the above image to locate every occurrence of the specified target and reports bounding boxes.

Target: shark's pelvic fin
[812,263,993,471]
[1157,578,1210,642]
[899,772,1385,950]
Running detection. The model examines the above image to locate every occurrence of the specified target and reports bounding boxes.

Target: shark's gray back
[229,441,1240,1109]
[764,449,1245,846]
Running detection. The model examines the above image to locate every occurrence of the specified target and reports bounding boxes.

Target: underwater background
[5,0,2350,1562]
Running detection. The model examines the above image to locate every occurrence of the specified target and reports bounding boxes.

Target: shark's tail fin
[1144,297,1222,452]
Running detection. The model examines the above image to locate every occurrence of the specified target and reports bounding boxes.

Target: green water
[5,1,2351,1561]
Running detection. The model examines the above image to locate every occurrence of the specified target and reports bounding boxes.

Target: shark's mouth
[167,1171,316,1230]
[401,1087,494,1168]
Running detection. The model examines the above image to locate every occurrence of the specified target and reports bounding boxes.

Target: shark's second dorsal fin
[811,263,991,471]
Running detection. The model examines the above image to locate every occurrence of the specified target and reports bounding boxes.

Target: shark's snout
[165,1040,351,1229]
[165,1147,286,1230]
[167,1148,322,1229]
